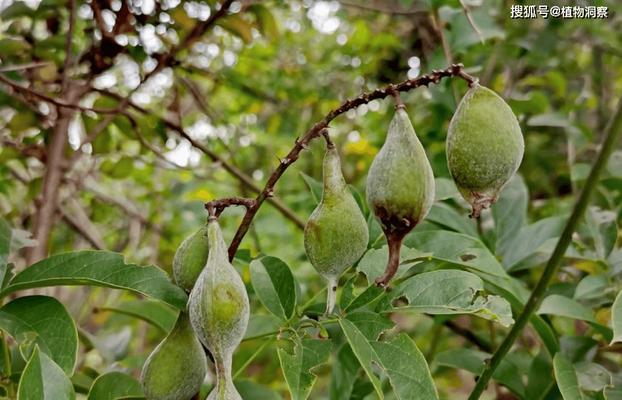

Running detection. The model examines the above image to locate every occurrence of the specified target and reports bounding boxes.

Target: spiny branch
[213,64,477,260]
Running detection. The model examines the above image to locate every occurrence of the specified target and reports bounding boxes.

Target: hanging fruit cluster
[305,82,523,299]
[138,79,523,400]
[141,217,249,400]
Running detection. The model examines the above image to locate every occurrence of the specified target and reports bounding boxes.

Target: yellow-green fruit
[304,144,369,312]
[447,84,524,217]
[173,226,209,292]
[366,107,435,286]
[188,219,249,400]
[140,312,207,400]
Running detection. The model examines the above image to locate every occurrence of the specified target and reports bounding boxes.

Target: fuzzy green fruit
[447,84,524,217]
[304,144,369,313]
[188,219,249,400]
[173,226,209,292]
[366,107,435,286]
[140,312,207,400]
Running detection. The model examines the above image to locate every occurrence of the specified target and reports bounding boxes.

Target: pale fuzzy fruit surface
[188,219,248,400]
[304,146,369,280]
[140,312,207,400]
[366,108,435,235]
[447,84,524,216]
[173,225,209,292]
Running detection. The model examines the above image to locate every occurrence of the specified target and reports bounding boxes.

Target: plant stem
[468,97,622,400]
[325,277,338,314]
[233,339,273,380]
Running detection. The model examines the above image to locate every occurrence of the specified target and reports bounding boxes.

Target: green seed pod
[173,226,209,292]
[188,218,249,400]
[447,84,524,218]
[304,144,369,313]
[366,107,435,287]
[140,312,207,400]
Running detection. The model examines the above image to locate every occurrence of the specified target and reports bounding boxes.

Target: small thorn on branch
[204,197,256,218]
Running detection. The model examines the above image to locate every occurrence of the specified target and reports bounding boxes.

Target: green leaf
[300,172,322,203]
[277,336,331,400]
[435,348,525,397]
[0,219,10,284]
[371,334,439,400]
[574,275,610,302]
[492,174,528,254]
[244,314,281,340]
[426,203,478,237]
[338,318,384,399]
[346,311,393,340]
[343,284,385,312]
[329,344,359,400]
[17,346,75,400]
[501,216,566,271]
[605,386,622,400]
[611,290,622,345]
[585,207,617,259]
[574,361,611,392]
[357,245,428,284]
[538,295,597,323]
[86,372,143,400]
[434,177,459,201]
[98,299,178,333]
[0,296,77,375]
[1,2,33,20]
[381,270,514,327]
[404,230,508,278]
[553,353,582,400]
[1,251,187,309]
[250,256,297,320]
[248,4,278,40]
[217,14,254,43]
[340,318,439,400]
[235,380,280,400]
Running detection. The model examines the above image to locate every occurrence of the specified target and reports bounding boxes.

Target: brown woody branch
[217,64,477,260]
[205,198,256,218]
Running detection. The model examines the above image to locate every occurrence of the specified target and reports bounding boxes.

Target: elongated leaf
[492,174,528,254]
[404,230,508,277]
[277,336,331,400]
[329,344,359,400]
[98,299,178,333]
[1,251,187,309]
[250,256,297,320]
[538,295,597,323]
[87,372,143,400]
[371,334,438,400]
[0,296,77,374]
[435,348,525,397]
[235,380,280,400]
[381,270,514,327]
[502,216,566,270]
[18,346,75,400]
[347,311,393,340]
[612,290,622,344]
[357,245,428,284]
[574,361,611,392]
[553,353,582,400]
[426,203,478,237]
[340,318,438,400]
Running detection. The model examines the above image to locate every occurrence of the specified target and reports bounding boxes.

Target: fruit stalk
[468,97,622,400]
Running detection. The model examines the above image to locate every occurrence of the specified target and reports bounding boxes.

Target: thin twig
[205,197,256,218]
[458,0,485,44]
[220,64,476,260]
[339,0,427,15]
[468,96,622,400]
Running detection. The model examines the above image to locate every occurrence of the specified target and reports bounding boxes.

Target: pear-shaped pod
[304,144,369,312]
[366,107,435,286]
[188,218,249,400]
[447,84,524,217]
[140,312,207,400]
[173,225,209,292]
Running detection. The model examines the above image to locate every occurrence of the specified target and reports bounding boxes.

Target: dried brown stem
[205,197,256,218]
[219,64,476,260]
